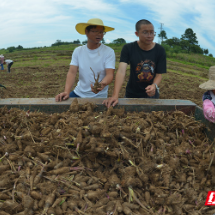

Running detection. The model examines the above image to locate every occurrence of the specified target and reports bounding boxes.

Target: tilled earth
[0,60,206,107]
[0,54,213,214]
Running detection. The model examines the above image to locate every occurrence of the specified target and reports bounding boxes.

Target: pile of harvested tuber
[0,98,215,215]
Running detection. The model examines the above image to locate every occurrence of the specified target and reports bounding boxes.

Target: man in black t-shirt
[103,19,166,108]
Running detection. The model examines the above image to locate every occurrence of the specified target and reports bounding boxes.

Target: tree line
[1,38,126,53]
[51,38,126,46]
[158,28,213,57]
[1,29,213,58]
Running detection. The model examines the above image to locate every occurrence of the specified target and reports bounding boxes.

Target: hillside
[1,44,215,107]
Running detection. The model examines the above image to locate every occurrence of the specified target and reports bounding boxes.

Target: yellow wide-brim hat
[75,18,114,35]
[199,66,215,90]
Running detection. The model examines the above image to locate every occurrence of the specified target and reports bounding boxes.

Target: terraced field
[0,46,213,107]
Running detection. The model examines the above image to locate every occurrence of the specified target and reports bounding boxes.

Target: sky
[1,0,215,56]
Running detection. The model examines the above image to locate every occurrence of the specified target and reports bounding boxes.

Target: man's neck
[87,42,101,50]
[137,41,155,51]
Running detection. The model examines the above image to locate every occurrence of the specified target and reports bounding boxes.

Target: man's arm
[203,99,215,123]
[103,62,128,108]
[55,65,78,102]
[91,68,114,93]
[153,73,162,86]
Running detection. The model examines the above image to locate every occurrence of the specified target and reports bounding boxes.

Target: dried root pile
[0,99,214,215]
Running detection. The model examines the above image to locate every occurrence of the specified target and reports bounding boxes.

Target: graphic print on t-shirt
[136,60,155,82]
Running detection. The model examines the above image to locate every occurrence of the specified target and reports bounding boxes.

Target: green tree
[158,30,167,43]
[179,40,191,53]
[172,45,182,54]
[7,46,16,53]
[161,44,171,52]
[163,37,180,47]
[51,40,63,46]
[112,38,126,44]
[181,28,198,45]
[17,45,23,50]
[73,39,80,44]
[190,45,203,54]
[82,40,87,45]
[209,53,213,57]
[203,49,209,55]
[101,38,105,44]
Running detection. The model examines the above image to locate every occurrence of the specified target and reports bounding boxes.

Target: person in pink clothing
[199,66,215,123]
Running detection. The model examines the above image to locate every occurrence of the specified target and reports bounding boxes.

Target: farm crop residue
[0,98,214,215]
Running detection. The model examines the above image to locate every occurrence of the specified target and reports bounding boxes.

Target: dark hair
[85,25,105,32]
[135,19,153,32]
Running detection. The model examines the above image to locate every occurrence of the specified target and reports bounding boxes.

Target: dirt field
[0,53,207,107]
[0,50,214,215]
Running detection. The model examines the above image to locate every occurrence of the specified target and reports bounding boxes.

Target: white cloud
[1,0,215,56]
[119,0,215,55]
[105,39,111,43]
[0,0,122,48]
[53,0,119,13]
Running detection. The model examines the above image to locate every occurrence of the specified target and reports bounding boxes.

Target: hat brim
[199,80,215,90]
[75,23,114,35]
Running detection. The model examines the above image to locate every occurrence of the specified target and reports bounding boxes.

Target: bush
[7,46,16,53]
[161,44,171,52]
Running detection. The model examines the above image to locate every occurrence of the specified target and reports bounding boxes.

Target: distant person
[4,59,13,73]
[103,19,166,108]
[0,54,4,70]
[199,66,215,123]
[55,18,115,102]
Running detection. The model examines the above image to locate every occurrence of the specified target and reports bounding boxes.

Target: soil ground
[0,51,207,107]
[0,49,213,215]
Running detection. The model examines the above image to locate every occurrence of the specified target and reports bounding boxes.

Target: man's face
[86,26,105,44]
[135,24,155,45]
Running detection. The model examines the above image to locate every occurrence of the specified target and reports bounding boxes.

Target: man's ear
[85,29,89,36]
[135,31,139,37]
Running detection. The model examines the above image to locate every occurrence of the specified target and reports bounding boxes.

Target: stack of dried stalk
[0,98,214,215]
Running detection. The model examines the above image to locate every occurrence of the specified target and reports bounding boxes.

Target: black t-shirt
[120,41,166,98]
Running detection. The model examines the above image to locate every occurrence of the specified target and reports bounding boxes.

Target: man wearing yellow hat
[55,18,115,101]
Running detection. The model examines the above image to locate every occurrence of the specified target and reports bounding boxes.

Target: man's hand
[91,81,107,94]
[145,84,156,97]
[102,96,119,108]
[55,92,69,102]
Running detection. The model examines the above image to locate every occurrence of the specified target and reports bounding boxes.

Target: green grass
[173,82,181,86]
[167,58,210,70]
[44,63,50,67]
[167,52,215,68]
[168,69,208,79]
[2,43,215,77]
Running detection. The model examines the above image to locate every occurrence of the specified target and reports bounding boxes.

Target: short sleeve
[203,99,215,123]
[105,49,115,69]
[70,48,79,66]
[203,91,211,101]
[120,44,130,64]
[156,46,166,74]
